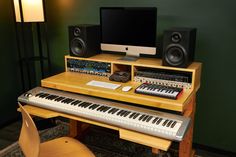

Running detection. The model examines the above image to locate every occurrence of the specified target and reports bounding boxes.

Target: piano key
[129,112,136,118]
[35,92,44,97]
[54,96,65,102]
[142,115,149,121]
[90,104,100,110]
[156,118,163,125]
[152,117,159,124]
[71,100,81,106]
[133,113,140,119]
[171,121,177,128]
[111,108,119,114]
[146,116,153,122]
[117,110,123,116]
[167,120,173,127]
[40,93,50,98]
[138,114,145,121]
[162,119,169,126]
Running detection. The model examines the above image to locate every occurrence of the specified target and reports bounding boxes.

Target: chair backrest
[18,103,40,157]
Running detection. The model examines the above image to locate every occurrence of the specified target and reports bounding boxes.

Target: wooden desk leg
[69,119,90,138]
[152,148,160,154]
[69,119,78,137]
[179,95,196,157]
[179,121,194,157]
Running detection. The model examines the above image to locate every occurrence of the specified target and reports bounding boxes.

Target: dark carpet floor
[0,119,233,157]
[0,120,177,157]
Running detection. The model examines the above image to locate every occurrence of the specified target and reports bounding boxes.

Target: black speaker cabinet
[69,25,100,57]
[162,27,197,68]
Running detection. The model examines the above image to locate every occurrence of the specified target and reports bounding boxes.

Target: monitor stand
[118,55,139,61]
[118,51,140,61]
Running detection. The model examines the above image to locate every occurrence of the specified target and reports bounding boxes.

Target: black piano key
[146,116,153,122]
[102,106,111,112]
[167,120,173,127]
[101,106,108,111]
[83,103,92,108]
[88,104,96,109]
[138,114,146,121]
[133,113,140,119]
[71,100,81,106]
[152,117,159,124]
[62,98,75,104]
[35,92,44,97]
[54,97,65,102]
[97,106,104,111]
[119,110,126,116]
[156,118,163,125]
[113,108,119,113]
[37,93,45,98]
[40,93,50,98]
[171,121,177,128]
[124,111,131,117]
[50,95,59,100]
[142,115,149,121]
[129,112,136,118]
[45,94,54,99]
[108,108,115,113]
[79,102,91,107]
[91,104,100,110]
[68,99,76,103]
[162,119,169,126]
[112,108,120,114]
[121,111,129,117]
[61,98,69,103]
[105,107,112,113]
[96,105,104,111]
[117,110,123,116]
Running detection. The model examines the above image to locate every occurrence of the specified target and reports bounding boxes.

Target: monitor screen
[100,7,157,61]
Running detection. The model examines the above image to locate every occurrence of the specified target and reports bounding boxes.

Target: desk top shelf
[41,53,201,112]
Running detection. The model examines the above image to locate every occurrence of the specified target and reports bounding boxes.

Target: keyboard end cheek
[176,89,184,99]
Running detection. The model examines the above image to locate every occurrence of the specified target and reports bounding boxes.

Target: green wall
[44,0,236,152]
[0,0,21,125]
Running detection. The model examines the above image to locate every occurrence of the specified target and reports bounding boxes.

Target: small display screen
[100,7,157,47]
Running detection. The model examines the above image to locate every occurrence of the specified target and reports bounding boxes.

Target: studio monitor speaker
[69,25,100,57]
[162,27,197,68]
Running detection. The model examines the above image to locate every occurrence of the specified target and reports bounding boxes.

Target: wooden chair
[18,103,95,157]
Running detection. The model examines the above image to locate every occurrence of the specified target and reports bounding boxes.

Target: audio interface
[66,58,111,77]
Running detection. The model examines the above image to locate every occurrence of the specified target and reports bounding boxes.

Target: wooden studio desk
[21,54,202,157]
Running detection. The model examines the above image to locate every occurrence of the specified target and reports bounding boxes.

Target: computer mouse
[122,86,132,92]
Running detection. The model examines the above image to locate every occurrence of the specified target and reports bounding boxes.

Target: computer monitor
[100,7,157,61]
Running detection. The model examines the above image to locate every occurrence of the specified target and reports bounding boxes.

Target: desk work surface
[41,72,194,112]
[20,105,172,151]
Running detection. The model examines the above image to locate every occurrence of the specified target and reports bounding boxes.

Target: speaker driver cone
[165,44,186,66]
[70,38,86,56]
